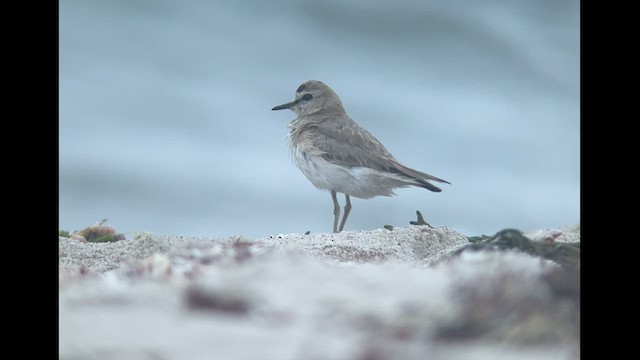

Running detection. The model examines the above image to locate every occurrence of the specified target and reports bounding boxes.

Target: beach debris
[64,218,126,243]
[453,229,580,270]
[467,234,490,243]
[382,210,432,230]
[409,210,433,228]
[184,284,251,314]
[435,265,580,344]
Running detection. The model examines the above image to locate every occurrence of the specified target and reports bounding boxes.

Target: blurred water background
[59,0,579,238]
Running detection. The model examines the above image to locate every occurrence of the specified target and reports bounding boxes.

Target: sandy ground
[59,225,580,360]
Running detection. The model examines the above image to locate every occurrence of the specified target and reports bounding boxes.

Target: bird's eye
[302,94,313,101]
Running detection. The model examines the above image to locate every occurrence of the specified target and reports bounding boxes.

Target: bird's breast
[290,140,325,184]
[288,141,400,198]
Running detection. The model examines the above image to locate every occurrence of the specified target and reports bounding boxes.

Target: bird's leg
[331,190,340,233]
[338,194,351,232]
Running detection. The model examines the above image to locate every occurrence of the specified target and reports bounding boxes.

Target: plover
[272,80,450,233]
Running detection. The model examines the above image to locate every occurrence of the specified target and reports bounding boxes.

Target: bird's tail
[391,162,451,193]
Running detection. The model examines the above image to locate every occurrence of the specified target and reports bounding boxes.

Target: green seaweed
[409,210,433,228]
[87,233,124,243]
[467,235,490,243]
[454,229,580,270]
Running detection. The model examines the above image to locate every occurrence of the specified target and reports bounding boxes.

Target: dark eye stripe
[302,94,313,101]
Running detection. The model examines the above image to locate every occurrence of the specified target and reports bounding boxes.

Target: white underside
[291,145,417,199]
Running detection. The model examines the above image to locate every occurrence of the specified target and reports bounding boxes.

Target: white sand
[59,225,580,360]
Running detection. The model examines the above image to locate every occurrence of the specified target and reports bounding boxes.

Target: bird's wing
[309,118,396,170]
[308,118,451,189]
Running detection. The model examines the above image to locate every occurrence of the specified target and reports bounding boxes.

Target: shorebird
[272,80,450,233]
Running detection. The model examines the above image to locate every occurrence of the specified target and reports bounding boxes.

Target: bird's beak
[272,99,299,111]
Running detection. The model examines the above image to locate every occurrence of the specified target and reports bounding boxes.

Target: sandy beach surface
[59,225,580,360]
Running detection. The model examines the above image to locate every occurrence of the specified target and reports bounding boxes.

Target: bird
[272,80,450,233]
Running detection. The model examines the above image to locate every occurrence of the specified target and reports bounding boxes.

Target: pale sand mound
[59,225,580,360]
